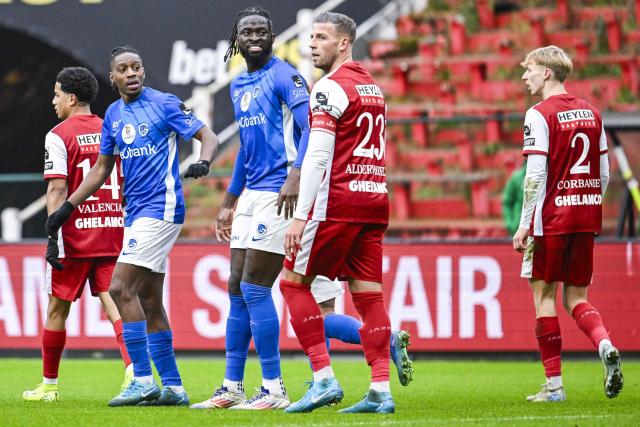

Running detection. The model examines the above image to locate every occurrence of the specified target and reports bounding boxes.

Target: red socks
[535,317,562,378]
[42,328,66,379]
[113,319,132,367]
[572,302,609,348]
[352,292,391,383]
[279,279,331,371]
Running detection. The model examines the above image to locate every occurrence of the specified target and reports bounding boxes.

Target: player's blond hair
[521,45,573,82]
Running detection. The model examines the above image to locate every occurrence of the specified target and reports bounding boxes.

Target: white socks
[598,339,612,358]
[548,375,563,390]
[167,385,184,394]
[135,375,154,385]
[370,381,390,393]
[223,378,244,394]
[43,377,58,385]
[312,366,335,383]
[262,377,286,396]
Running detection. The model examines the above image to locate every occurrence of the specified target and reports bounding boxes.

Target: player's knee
[109,277,132,302]
[47,299,71,322]
[228,269,243,296]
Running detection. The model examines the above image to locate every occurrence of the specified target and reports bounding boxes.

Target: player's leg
[23,295,70,402]
[137,271,188,406]
[93,257,132,389]
[24,260,87,402]
[317,282,413,386]
[339,224,394,414]
[561,233,623,398]
[191,248,250,409]
[107,263,161,406]
[230,248,289,409]
[527,278,565,402]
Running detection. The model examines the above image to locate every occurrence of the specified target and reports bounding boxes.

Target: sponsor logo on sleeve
[291,75,304,88]
[313,92,332,112]
[44,161,53,170]
[44,148,49,160]
[524,138,536,147]
[179,103,192,115]
[524,124,531,137]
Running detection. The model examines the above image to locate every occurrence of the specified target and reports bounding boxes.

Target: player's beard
[240,43,273,67]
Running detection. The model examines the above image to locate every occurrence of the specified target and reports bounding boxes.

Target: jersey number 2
[570,132,591,175]
[353,112,385,160]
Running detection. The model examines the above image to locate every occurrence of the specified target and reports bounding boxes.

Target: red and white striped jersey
[44,114,123,258]
[523,94,608,235]
[308,62,389,224]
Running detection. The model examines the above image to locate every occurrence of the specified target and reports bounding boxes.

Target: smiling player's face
[110,52,145,102]
[237,15,274,66]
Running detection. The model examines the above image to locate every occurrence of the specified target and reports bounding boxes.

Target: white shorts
[230,189,290,255]
[311,275,344,304]
[118,217,181,273]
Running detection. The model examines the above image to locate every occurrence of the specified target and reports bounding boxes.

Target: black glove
[185,159,210,179]
[45,200,74,238]
[46,237,65,270]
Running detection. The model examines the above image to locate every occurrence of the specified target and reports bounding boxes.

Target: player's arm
[513,154,546,252]
[513,108,549,252]
[215,146,246,242]
[46,179,68,214]
[185,125,220,179]
[276,101,310,219]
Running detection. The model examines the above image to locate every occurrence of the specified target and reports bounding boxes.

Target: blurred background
[2,0,639,241]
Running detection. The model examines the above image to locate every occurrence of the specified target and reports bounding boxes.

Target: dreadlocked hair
[110,45,142,66]
[224,6,273,62]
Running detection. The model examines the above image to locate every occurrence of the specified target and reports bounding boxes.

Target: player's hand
[214,207,234,242]
[45,237,65,270]
[284,218,306,260]
[45,201,74,239]
[276,167,300,220]
[512,228,530,253]
[185,159,210,179]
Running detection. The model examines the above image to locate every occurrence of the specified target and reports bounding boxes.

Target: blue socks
[241,281,281,380]
[225,294,252,381]
[122,320,152,378]
[324,313,362,344]
[148,330,182,386]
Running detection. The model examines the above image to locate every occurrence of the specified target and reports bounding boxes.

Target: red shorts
[45,257,117,301]
[284,220,387,282]
[521,233,594,285]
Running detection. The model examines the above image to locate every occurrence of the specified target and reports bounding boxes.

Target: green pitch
[1,357,638,426]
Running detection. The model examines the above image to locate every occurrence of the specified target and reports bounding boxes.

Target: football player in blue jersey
[189,7,413,412]
[44,46,219,407]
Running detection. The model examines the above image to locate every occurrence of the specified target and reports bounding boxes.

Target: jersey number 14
[77,159,121,201]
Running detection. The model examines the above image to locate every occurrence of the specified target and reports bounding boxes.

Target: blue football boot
[138,387,189,406]
[285,377,343,413]
[340,389,395,414]
[390,330,414,386]
[108,379,161,407]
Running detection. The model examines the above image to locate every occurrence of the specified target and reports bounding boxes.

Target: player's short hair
[315,12,356,43]
[56,67,98,105]
[110,45,143,67]
[224,6,273,62]
[521,45,572,82]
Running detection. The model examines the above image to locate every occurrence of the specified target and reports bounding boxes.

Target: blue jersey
[100,87,204,226]
[230,57,310,192]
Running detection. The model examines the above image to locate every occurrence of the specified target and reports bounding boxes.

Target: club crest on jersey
[122,124,136,145]
[253,86,261,98]
[240,91,252,112]
[138,123,149,137]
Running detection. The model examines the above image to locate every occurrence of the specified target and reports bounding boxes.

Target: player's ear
[68,93,78,107]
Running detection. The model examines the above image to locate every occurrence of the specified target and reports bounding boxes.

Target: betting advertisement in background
[1,242,639,352]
